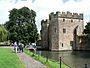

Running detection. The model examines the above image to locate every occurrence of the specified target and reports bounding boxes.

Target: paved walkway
[1,46,47,68]
[17,52,47,68]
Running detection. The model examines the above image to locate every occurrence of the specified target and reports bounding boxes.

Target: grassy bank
[24,49,69,68]
[0,48,24,68]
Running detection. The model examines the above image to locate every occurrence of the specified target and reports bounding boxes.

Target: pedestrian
[18,43,24,52]
[21,43,24,52]
[14,42,18,53]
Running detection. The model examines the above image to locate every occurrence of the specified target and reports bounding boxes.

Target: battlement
[41,19,49,25]
[49,11,83,20]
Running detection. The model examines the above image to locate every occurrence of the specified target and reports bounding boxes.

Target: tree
[84,22,90,34]
[5,7,38,45]
[0,25,8,42]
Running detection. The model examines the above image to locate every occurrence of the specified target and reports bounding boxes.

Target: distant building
[41,11,84,51]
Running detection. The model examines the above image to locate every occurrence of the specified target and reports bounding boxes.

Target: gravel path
[1,46,47,68]
[17,52,47,68]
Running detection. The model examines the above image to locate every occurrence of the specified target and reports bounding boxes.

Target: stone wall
[41,19,49,49]
[49,11,83,20]
[49,17,59,50]
[41,11,84,51]
[76,35,90,50]
[58,18,84,50]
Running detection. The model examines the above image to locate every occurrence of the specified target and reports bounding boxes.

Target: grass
[24,49,70,68]
[0,48,25,68]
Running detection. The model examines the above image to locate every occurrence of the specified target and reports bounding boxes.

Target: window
[62,43,63,47]
[63,28,66,33]
[63,19,65,22]
[71,19,73,22]
[55,28,57,32]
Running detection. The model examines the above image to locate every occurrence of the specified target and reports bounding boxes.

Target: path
[17,52,47,68]
[0,46,47,68]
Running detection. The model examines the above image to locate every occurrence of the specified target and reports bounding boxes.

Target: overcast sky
[0,0,90,33]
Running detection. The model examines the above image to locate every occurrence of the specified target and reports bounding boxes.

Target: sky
[0,0,90,33]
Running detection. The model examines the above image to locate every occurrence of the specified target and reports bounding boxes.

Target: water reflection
[36,51,90,68]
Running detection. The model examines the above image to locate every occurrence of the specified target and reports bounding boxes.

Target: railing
[84,64,88,68]
[36,51,88,68]
[59,57,72,68]
[59,57,88,68]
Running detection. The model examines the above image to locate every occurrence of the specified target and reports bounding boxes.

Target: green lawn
[24,49,69,68]
[0,48,24,68]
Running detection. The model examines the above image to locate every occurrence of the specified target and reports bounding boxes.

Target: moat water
[36,51,90,68]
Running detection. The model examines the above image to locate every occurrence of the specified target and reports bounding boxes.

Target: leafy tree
[0,25,8,42]
[5,7,38,45]
[84,22,90,34]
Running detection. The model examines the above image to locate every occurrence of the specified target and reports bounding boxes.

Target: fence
[59,57,72,68]
[36,51,88,68]
[59,57,88,68]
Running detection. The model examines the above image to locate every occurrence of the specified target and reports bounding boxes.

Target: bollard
[60,57,61,68]
[46,57,48,62]
[85,64,87,68]
[46,51,48,62]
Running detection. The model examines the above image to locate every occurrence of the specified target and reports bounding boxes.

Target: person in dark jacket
[19,43,24,52]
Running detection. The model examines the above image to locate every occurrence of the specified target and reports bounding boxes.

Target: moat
[37,50,90,68]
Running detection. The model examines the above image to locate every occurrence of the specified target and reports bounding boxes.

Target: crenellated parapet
[49,11,83,20]
[41,19,49,25]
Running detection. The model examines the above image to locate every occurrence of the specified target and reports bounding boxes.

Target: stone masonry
[41,11,84,51]
[41,19,49,49]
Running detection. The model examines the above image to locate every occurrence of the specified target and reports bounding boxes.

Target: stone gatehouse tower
[41,11,84,51]
[41,19,49,49]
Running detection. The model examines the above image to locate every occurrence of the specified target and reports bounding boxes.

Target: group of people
[13,42,24,53]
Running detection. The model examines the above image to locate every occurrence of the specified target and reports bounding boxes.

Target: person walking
[21,43,24,52]
[14,42,18,53]
[18,43,24,52]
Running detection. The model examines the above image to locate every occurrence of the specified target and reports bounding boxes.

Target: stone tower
[41,19,49,49]
[41,11,84,51]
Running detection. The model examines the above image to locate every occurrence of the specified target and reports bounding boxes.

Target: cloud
[0,0,90,33]
[74,0,83,2]
[0,0,32,22]
[63,0,69,3]
[63,0,90,24]
[32,0,90,32]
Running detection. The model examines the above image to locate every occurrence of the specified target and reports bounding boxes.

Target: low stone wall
[77,35,90,50]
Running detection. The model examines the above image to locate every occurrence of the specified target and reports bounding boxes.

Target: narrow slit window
[71,19,73,22]
[63,19,65,22]
[55,28,57,32]
[63,28,66,33]
[62,43,63,47]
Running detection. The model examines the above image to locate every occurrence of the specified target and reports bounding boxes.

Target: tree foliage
[0,25,8,42]
[5,7,38,44]
[84,22,90,34]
